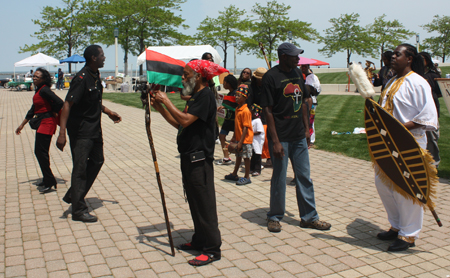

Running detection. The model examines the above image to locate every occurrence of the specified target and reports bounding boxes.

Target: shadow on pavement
[311,218,422,253]
[136,224,193,256]
[59,197,119,219]
[240,207,299,227]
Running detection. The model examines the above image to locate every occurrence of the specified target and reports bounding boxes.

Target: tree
[195,5,248,69]
[20,0,94,73]
[90,0,190,76]
[318,13,373,67]
[367,14,414,67]
[241,1,318,68]
[421,15,450,62]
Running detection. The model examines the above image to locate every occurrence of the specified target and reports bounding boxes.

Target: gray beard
[181,76,196,96]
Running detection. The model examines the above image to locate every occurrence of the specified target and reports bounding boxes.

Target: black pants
[35,132,56,186]
[250,150,261,173]
[180,156,221,258]
[65,137,104,216]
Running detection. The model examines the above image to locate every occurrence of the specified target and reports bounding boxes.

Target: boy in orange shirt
[225,86,254,185]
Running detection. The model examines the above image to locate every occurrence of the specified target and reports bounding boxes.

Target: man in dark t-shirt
[56,45,122,223]
[151,59,226,267]
[260,42,331,233]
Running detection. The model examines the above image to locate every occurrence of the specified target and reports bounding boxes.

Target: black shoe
[39,184,57,193]
[62,196,72,204]
[388,238,415,252]
[377,229,398,240]
[37,181,45,187]
[177,242,202,251]
[72,213,98,223]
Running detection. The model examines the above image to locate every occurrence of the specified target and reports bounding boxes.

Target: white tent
[137,45,223,66]
[15,53,61,67]
[14,53,62,81]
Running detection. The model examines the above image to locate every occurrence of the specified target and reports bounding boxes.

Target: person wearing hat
[151,59,227,266]
[260,42,331,233]
[224,85,254,185]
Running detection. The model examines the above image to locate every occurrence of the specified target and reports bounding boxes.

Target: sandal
[300,219,331,230]
[236,177,251,186]
[188,254,219,266]
[224,173,239,181]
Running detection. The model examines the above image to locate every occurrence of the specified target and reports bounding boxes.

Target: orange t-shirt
[234,103,253,144]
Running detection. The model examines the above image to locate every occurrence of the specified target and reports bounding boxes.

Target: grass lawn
[102,92,224,125]
[103,79,450,179]
[315,95,450,179]
[316,66,449,84]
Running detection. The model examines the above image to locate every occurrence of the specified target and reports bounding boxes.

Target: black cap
[277,42,304,57]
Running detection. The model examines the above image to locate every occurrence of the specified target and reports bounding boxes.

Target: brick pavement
[1,88,450,277]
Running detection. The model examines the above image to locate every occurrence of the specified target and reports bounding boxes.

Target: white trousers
[375,173,423,238]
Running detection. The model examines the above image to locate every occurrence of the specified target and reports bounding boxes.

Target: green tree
[241,1,318,68]
[367,14,414,67]
[128,0,190,75]
[90,0,190,76]
[421,15,450,62]
[88,0,135,76]
[318,13,373,67]
[195,5,248,69]
[20,0,94,73]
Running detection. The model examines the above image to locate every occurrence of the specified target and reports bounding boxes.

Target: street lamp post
[287,31,293,44]
[233,40,237,75]
[416,34,420,52]
[114,28,119,77]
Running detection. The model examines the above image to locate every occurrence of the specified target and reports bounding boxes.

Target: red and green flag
[222,95,237,111]
[146,50,185,88]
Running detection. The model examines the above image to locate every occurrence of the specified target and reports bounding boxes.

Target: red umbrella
[310,59,329,66]
[275,56,318,65]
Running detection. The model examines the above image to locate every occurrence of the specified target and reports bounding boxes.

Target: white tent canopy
[137,45,223,66]
[14,53,61,67]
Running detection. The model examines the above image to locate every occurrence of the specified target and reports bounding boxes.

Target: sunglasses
[243,71,251,74]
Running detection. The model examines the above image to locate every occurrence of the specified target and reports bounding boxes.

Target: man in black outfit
[56,45,122,223]
[150,59,224,266]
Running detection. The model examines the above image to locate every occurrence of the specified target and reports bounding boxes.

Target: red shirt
[26,85,63,135]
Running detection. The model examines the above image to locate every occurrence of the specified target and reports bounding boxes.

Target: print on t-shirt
[284,83,302,112]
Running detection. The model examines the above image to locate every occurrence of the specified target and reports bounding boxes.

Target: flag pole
[144,89,175,256]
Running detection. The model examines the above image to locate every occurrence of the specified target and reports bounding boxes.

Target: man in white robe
[376,71,438,251]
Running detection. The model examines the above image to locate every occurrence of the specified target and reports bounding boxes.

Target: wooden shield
[364,98,433,206]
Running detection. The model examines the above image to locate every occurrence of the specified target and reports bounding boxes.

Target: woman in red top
[16,68,63,193]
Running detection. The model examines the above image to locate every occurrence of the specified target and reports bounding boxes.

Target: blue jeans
[267,138,319,222]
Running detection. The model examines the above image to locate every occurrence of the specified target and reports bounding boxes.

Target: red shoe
[188,254,220,266]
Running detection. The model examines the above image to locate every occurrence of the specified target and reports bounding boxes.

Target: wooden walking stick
[143,88,175,256]
[259,42,271,69]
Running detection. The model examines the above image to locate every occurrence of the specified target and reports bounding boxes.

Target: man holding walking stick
[150,59,227,266]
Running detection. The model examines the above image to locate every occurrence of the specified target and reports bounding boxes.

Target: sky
[1,0,449,74]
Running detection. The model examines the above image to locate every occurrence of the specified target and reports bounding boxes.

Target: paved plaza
[1,88,450,277]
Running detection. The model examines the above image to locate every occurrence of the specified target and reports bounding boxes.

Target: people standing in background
[237,68,252,86]
[373,51,395,91]
[301,64,321,148]
[248,67,270,167]
[216,75,238,165]
[420,51,442,167]
[25,69,33,78]
[57,68,64,90]
[250,104,265,176]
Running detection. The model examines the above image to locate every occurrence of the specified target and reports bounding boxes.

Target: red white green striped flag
[146,49,185,88]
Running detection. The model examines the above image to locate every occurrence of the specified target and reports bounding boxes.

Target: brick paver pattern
[1,89,450,277]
